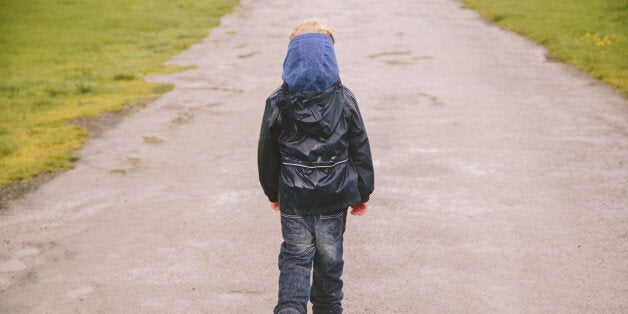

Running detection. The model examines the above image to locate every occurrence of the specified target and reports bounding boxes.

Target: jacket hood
[282,33,339,93]
[277,81,344,138]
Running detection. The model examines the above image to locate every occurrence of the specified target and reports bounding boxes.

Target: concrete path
[1,0,626,312]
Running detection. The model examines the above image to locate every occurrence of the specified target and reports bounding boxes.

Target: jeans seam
[281,213,305,220]
[319,211,345,219]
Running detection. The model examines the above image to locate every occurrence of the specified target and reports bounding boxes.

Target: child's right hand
[270,202,280,212]
[350,202,368,216]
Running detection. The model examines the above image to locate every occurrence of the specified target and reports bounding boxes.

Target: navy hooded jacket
[258,33,374,215]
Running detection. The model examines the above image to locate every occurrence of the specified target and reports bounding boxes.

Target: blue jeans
[274,209,347,314]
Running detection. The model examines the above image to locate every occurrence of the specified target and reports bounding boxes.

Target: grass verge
[460,0,627,94]
[0,0,239,187]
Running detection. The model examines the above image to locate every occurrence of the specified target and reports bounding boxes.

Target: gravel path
[1,0,626,312]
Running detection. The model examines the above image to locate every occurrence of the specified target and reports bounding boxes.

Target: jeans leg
[275,214,315,314]
[310,210,346,314]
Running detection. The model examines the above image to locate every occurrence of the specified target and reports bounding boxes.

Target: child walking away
[257,19,374,314]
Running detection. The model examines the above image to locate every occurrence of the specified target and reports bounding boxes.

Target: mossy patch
[0,0,239,186]
[461,0,627,94]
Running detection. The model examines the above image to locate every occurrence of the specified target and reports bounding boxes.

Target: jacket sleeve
[347,95,374,203]
[257,98,281,202]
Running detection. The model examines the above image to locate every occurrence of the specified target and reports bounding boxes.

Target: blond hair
[289,18,335,43]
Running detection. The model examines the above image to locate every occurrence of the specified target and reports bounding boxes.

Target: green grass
[460,0,627,95]
[0,0,238,186]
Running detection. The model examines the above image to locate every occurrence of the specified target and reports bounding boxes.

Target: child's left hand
[270,202,280,212]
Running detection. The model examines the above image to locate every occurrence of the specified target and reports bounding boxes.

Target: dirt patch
[412,55,434,61]
[385,59,414,65]
[368,51,433,65]
[417,92,445,106]
[203,86,244,93]
[109,157,144,175]
[68,105,143,139]
[170,112,195,126]
[0,105,144,209]
[368,51,412,58]
[143,136,165,144]
[0,171,61,211]
[238,51,259,59]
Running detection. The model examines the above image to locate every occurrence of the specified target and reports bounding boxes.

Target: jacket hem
[280,195,361,216]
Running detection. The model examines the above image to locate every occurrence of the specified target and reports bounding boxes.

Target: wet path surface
[1,0,627,312]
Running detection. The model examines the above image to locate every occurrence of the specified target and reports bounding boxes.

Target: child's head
[289,18,335,43]
[282,18,338,92]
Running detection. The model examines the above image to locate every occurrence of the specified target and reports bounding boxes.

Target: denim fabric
[274,209,347,314]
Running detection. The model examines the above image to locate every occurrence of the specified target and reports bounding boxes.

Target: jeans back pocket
[318,210,346,244]
[280,213,309,245]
